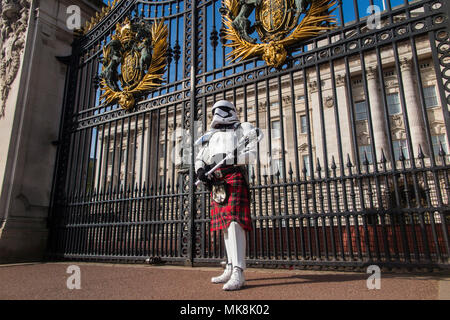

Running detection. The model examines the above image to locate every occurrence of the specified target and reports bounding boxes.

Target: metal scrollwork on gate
[99,17,168,110]
[221,0,336,67]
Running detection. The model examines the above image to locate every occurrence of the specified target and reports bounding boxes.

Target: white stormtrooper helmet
[210,100,239,129]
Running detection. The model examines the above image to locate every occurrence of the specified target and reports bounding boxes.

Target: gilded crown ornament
[77,0,121,35]
[99,17,168,110]
[221,0,337,67]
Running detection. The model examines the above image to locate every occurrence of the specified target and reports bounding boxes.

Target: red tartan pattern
[210,168,252,232]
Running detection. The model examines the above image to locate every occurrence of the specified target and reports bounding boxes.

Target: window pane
[393,140,409,160]
[355,101,368,120]
[387,93,401,115]
[432,135,449,156]
[424,86,438,108]
[271,120,281,139]
[300,115,307,133]
[302,155,310,177]
[359,145,373,164]
[274,159,284,179]
[248,164,254,180]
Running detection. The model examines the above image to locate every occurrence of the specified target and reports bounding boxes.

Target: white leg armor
[222,222,246,291]
[211,227,234,284]
[224,221,246,270]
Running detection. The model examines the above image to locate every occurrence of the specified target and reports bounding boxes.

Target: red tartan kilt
[210,168,252,232]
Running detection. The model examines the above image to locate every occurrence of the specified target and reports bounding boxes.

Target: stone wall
[0,0,102,263]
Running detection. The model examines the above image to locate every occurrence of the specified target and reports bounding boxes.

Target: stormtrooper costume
[195,100,260,291]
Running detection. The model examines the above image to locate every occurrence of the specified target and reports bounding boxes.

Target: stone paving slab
[0,262,448,300]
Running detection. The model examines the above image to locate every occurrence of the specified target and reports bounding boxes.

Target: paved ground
[0,262,448,300]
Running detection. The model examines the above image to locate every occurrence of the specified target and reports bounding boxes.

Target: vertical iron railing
[47,0,450,270]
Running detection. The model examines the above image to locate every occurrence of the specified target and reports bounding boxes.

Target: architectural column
[93,135,103,191]
[282,95,294,167]
[400,58,430,156]
[134,126,143,187]
[367,66,389,162]
[335,73,354,162]
[308,79,323,170]
[0,0,103,263]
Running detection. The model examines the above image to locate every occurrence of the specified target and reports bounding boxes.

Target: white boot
[211,263,233,283]
[223,266,245,291]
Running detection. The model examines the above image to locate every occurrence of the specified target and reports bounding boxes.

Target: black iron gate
[47,0,450,270]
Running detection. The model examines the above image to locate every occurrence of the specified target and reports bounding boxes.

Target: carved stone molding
[392,127,406,140]
[325,96,334,108]
[400,57,412,72]
[390,114,404,129]
[298,143,309,152]
[357,132,370,145]
[335,74,346,87]
[308,80,319,93]
[430,120,445,135]
[356,121,367,133]
[0,0,31,118]
[366,66,378,81]
[258,101,266,111]
[385,80,397,88]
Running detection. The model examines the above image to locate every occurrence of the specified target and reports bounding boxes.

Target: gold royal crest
[221,0,337,68]
[99,17,168,110]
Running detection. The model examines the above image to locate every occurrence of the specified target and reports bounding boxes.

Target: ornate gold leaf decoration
[99,18,168,110]
[75,0,122,36]
[222,0,337,68]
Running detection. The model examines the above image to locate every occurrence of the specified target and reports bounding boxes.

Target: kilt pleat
[210,168,252,232]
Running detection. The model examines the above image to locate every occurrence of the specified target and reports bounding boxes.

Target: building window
[359,145,373,164]
[387,93,401,115]
[270,101,279,108]
[355,101,368,121]
[393,140,409,160]
[424,86,438,108]
[302,155,310,177]
[432,135,449,156]
[273,159,284,179]
[300,115,308,133]
[248,164,255,181]
[271,120,281,139]
[297,95,305,102]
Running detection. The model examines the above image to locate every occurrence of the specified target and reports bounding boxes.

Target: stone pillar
[132,127,140,187]
[335,73,354,163]
[400,58,430,156]
[282,95,294,169]
[367,66,389,162]
[0,0,103,263]
[93,135,103,191]
[308,79,323,169]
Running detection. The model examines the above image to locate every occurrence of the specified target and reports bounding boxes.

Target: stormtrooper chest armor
[204,129,239,165]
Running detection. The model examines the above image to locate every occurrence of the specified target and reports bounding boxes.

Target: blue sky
[100,0,413,74]
[103,0,412,24]
[90,0,414,158]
